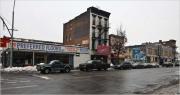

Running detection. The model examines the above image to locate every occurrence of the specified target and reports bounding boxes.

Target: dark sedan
[113,62,133,70]
[132,62,144,69]
[79,60,110,71]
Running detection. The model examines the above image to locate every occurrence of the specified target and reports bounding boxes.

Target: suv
[36,60,71,74]
[79,60,110,71]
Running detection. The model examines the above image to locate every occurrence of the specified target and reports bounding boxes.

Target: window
[104,18,108,27]
[98,16,102,25]
[98,39,101,45]
[65,35,68,41]
[92,27,95,38]
[69,34,71,41]
[92,14,96,25]
[98,29,101,45]
[104,32,107,39]
[92,39,95,50]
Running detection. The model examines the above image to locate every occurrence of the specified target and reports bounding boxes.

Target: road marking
[2,85,38,90]
[32,74,50,80]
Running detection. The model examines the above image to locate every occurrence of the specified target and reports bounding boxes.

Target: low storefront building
[0,38,90,68]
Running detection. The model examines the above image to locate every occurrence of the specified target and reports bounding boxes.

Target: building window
[104,32,107,40]
[104,40,107,45]
[98,39,101,45]
[98,16,102,25]
[104,18,108,27]
[92,27,95,38]
[66,35,68,41]
[92,39,95,50]
[92,14,96,25]
[69,34,71,41]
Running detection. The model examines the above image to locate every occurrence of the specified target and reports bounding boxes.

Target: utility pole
[10,0,16,67]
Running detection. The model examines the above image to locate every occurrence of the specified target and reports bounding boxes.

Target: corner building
[63,7,111,62]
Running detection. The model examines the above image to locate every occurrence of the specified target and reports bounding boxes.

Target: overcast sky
[0,0,179,52]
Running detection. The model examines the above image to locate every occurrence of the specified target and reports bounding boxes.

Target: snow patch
[0,66,37,72]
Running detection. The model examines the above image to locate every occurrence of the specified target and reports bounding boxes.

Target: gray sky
[0,0,180,52]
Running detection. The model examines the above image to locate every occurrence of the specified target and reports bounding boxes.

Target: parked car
[175,62,180,66]
[144,63,154,68]
[113,61,133,70]
[79,60,110,71]
[132,62,144,69]
[174,60,180,66]
[162,62,173,67]
[175,63,180,66]
[151,63,160,68]
[36,60,71,74]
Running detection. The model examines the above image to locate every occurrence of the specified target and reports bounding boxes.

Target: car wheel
[44,69,50,74]
[65,67,71,73]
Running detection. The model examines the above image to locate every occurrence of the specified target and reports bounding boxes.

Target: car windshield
[49,60,59,65]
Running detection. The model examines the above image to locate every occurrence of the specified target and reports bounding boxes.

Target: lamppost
[10,0,16,67]
[0,0,16,67]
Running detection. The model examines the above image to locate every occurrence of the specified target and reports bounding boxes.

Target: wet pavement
[1,67,180,94]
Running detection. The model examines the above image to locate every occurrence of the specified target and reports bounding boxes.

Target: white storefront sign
[12,42,75,53]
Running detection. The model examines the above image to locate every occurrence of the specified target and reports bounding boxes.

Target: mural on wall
[132,48,145,61]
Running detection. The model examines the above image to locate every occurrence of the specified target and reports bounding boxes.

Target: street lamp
[10,0,16,67]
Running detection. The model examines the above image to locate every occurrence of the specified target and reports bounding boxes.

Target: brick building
[109,34,127,64]
[63,7,111,62]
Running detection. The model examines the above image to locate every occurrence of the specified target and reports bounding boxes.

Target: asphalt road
[1,67,180,94]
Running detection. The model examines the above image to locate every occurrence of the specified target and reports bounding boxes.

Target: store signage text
[13,42,76,53]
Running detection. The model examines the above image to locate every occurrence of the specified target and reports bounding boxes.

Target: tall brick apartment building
[63,7,111,62]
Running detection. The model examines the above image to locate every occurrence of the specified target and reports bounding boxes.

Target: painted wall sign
[132,48,145,61]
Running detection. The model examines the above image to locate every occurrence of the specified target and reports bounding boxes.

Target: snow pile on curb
[0,66,37,73]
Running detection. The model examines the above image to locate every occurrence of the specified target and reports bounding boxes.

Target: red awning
[97,45,111,55]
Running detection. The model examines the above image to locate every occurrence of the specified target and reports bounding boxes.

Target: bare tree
[111,25,127,63]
